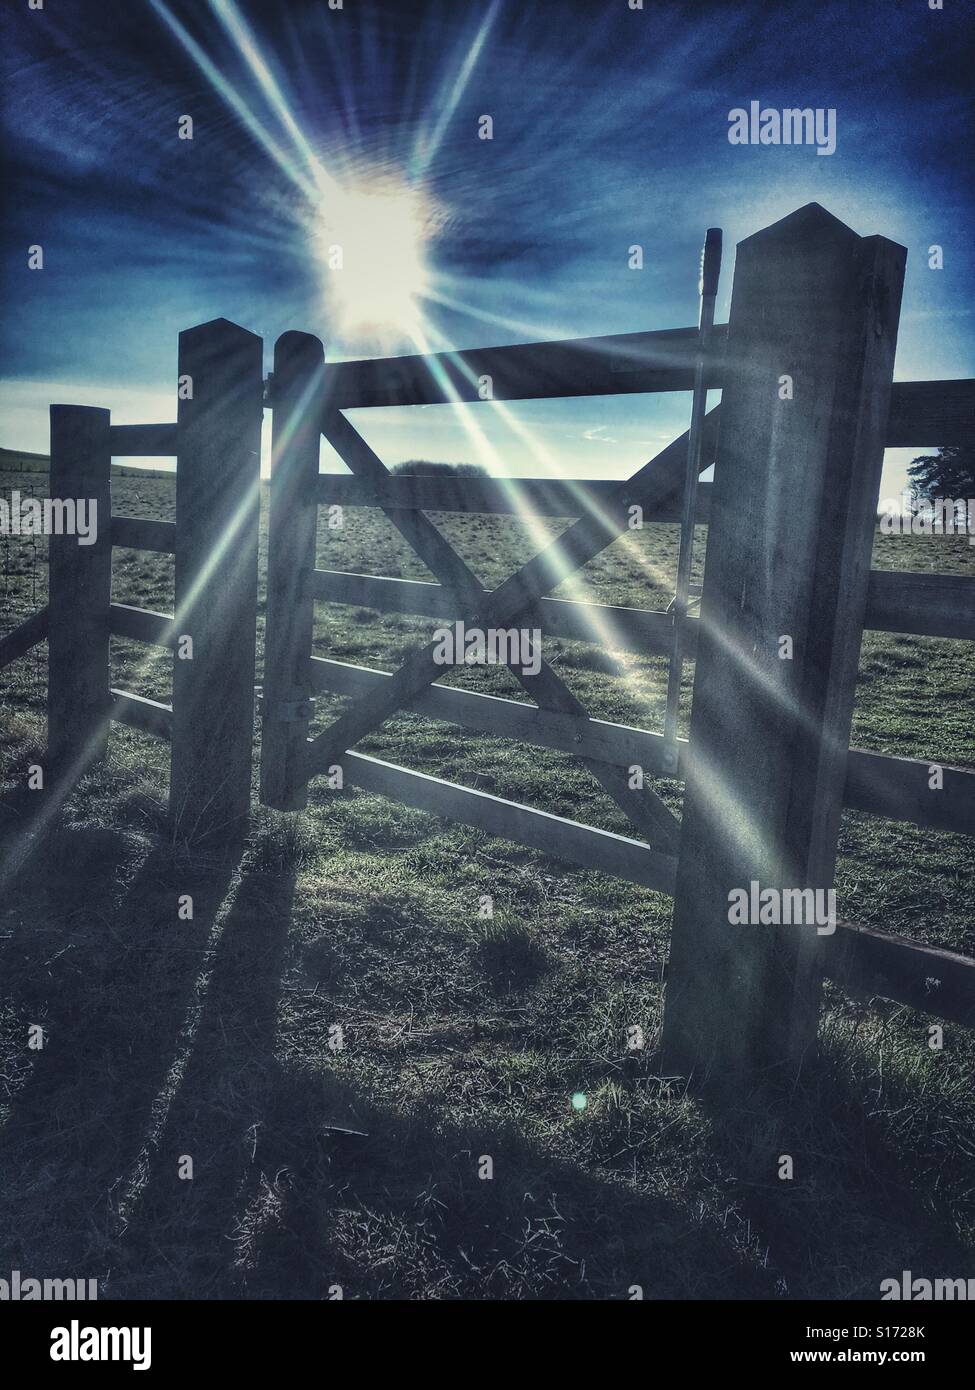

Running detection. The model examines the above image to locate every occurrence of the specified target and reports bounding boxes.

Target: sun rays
[89,0,797,882]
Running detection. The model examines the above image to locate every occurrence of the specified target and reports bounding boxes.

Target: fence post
[170,318,264,845]
[660,204,906,1088]
[47,404,112,777]
[260,332,324,810]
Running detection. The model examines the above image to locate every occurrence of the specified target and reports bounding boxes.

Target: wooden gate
[3,202,973,1089]
[257,203,973,1085]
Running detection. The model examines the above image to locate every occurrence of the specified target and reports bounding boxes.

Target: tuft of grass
[477,917,548,989]
[247,809,323,873]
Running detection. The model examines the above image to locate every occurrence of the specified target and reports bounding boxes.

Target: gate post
[47,404,113,777]
[260,331,324,810]
[170,318,264,845]
[660,205,905,1087]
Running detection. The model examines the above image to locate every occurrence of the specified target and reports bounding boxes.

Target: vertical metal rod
[661,228,722,775]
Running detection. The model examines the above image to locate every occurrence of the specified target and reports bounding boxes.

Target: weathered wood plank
[309,656,974,837]
[308,654,662,768]
[110,688,173,740]
[661,205,907,1086]
[109,602,176,649]
[845,747,974,835]
[824,922,975,1028]
[336,751,677,895]
[316,472,712,521]
[311,568,676,653]
[885,379,975,448]
[0,607,49,671]
[108,423,178,455]
[313,566,975,650]
[311,309,969,451]
[866,570,975,641]
[170,318,263,844]
[111,516,177,554]
[47,405,113,773]
[327,325,728,408]
[260,332,325,810]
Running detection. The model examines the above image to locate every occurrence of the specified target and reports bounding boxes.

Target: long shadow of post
[107,866,785,1301]
[6,789,960,1298]
[0,819,244,1278]
[113,867,294,1298]
[696,1047,975,1299]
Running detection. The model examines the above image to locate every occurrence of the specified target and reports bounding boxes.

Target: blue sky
[2,0,972,493]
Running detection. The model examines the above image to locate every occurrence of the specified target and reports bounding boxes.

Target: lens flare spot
[315,177,441,345]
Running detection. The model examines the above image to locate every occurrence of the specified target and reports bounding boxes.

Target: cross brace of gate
[314,408,685,852]
[261,327,720,856]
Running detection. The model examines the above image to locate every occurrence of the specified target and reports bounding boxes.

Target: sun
[315,176,439,346]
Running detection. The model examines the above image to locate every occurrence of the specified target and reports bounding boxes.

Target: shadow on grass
[113,865,294,1297]
[698,1041,975,1299]
[0,812,248,1278]
[0,813,774,1301]
[0,807,971,1299]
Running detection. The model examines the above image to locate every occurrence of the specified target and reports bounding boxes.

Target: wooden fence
[1,319,264,842]
[1,203,973,1083]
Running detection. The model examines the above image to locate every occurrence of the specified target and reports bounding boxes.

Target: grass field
[1,459,973,1300]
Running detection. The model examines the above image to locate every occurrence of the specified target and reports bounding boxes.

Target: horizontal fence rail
[110,687,173,739]
[317,473,712,521]
[884,379,975,449]
[325,322,975,446]
[0,607,49,671]
[328,325,728,408]
[108,424,177,455]
[312,568,676,651]
[109,602,176,649]
[309,654,667,767]
[330,751,678,895]
[308,655,974,837]
[866,571,975,641]
[312,566,975,648]
[111,516,177,553]
[843,747,974,836]
[823,921,975,1028]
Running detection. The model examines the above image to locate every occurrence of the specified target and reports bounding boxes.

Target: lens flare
[316,178,440,346]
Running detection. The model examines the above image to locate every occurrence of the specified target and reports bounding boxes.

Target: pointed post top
[739,202,860,251]
[178,317,262,350]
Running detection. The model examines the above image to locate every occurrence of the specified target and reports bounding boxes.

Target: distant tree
[390,459,488,477]
[907,445,975,500]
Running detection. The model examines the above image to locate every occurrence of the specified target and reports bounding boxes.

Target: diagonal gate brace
[319,411,680,851]
[305,405,722,851]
